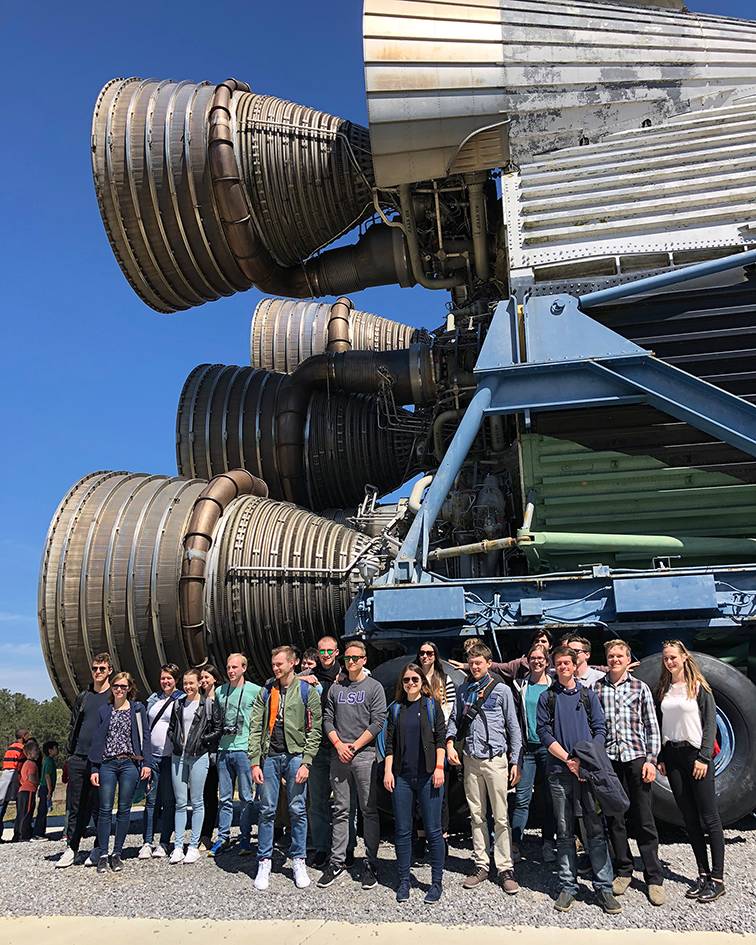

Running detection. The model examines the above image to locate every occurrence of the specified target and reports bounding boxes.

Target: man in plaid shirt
[595,639,664,906]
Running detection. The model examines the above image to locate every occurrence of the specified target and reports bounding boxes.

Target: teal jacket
[248,677,322,766]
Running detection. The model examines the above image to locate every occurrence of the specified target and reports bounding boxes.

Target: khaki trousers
[463,753,513,872]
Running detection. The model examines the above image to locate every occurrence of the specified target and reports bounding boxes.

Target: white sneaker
[56,847,75,869]
[138,843,153,860]
[254,858,272,890]
[84,847,101,866]
[183,846,200,864]
[151,843,167,858]
[169,847,185,864]
[292,857,310,889]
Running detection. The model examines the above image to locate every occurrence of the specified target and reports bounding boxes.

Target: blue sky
[0,0,750,700]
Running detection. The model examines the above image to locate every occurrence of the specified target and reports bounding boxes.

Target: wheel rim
[713,706,735,776]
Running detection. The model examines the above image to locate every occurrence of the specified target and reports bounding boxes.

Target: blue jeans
[257,753,308,861]
[393,772,444,885]
[172,754,210,849]
[142,755,175,846]
[97,758,141,855]
[217,749,258,842]
[511,745,556,846]
[548,771,613,895]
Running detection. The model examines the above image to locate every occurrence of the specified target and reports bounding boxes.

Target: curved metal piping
[179,468,268,665]
[398,184,466,290]
[326,298,353,353]
[208,79,415,301]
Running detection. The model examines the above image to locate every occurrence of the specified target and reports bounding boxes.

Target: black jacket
[656,685,717,764]
[167,696,223,758]
[385,697,446,775]
[571,739,630,818]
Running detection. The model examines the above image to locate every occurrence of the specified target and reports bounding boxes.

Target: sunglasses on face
[319,649,335,655]
[91,665,109,673]
[403,676,421,684]
[419,650,434,656]
[344,655,364,663]
[111,684,128,691]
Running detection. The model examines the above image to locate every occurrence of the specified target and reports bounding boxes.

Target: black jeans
[13,790,36,841]
[608,757,663,885]
[664,743,724,881]
[65,754,99,852]
[201,758,219,840]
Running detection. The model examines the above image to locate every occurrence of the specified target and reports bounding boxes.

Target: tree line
[0,689,69,763]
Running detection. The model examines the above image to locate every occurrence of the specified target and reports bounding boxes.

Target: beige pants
[463,753,513,872]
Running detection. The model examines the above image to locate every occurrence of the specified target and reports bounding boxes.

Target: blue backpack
[376,697,436,762]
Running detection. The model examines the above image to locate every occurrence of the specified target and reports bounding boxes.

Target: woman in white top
[656,641,723,902]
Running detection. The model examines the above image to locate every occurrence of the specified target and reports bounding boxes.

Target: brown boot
[462,866,489,889]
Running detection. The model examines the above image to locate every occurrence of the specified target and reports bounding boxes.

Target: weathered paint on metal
[364,0,756,187]
[505,95,756,293]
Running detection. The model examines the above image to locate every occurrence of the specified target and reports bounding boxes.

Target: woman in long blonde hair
[656,641,724,902]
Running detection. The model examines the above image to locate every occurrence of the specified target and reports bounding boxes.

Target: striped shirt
[595,673,661,765]
[2,741,25,772]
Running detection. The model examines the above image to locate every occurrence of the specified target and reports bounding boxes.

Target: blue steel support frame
[391,283,756,579]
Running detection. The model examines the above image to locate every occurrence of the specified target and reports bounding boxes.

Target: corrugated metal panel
[364,0,756,187]
[520,433,756,538]
[534,282,756,508]
[504,95,756,290]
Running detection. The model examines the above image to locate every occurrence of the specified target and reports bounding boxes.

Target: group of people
[0,731,59,843]
[6,630,725,911]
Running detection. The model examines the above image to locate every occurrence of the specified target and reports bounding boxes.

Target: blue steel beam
[579,247,756,309]
[391,379,496,580]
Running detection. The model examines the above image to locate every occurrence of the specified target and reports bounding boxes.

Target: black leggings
[664,743,724,881]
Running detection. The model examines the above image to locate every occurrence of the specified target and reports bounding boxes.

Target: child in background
[32,741,59,840]
[14,740,40,841]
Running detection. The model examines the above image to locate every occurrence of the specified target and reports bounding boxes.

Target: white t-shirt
[661,682,703,749]
[148,694,176,758]
[577,666,604,689]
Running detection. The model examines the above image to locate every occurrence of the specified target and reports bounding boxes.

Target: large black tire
[371,656,469,828]
[635,651,756,827]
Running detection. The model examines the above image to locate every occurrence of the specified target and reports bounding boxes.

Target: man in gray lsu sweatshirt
[318,640,387,891]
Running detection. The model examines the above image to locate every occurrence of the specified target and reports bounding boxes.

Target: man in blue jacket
[537,644,621,915]
[447,643,522,895]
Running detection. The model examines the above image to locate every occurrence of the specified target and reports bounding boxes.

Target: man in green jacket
[249,645,322,891]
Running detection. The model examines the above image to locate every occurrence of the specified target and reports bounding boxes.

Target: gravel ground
[0,821,754,933]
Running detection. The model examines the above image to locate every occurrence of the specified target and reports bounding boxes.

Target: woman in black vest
[383,662,446,904]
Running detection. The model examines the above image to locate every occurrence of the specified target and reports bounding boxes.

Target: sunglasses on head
[403,676,421,684]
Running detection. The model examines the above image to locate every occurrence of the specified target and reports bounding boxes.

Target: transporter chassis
[348,251,756,826]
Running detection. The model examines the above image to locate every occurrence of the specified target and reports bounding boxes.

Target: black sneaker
[685,875,710,899]
[599,890,623,915]
[698,880,725,903]
[424,883,442,904]
[96,855,110,875]
[110,854,124,872]
[317,865,344,888]
[361,862,378,889]
[396,877,410,902]
[345,849,355,868]
[554,890,575,912]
